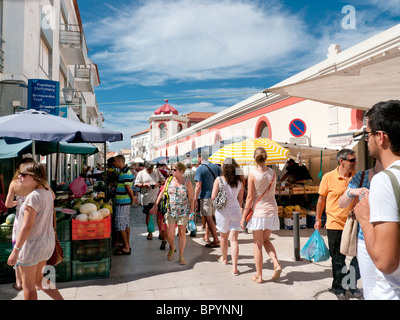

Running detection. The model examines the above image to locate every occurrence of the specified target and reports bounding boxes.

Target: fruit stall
[276,184,320,229]
[0,188,113,285]
[54,190,112,282]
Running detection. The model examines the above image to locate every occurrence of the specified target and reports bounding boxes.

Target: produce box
[304,186,320,194]
[0,263,15,284]
[60,241,71,262]
[291,187,305,195]
[56,216,72,242]
[71,257,111,281]
[72,238,111,261]
[284,214,307,230]
[0,224,12,243]
[72,216,111,241]
[55,261,71,282]
[0,242,12,263]
[275,187,290,195]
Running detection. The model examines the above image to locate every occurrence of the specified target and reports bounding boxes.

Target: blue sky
[77,0,400,152]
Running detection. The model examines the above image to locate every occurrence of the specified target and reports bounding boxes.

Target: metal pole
[293,212,301,261]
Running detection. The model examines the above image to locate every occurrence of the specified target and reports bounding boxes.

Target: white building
[0,0,103,184]
[149,23,400,180]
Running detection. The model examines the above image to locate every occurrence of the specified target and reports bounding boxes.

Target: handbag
[158,176,173,216]
[340,171,365,257]
[245,171,275,223]
[213,177,228,210]
[47,208,63,266]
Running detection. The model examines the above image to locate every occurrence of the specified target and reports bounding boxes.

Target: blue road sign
[289,118,307,137]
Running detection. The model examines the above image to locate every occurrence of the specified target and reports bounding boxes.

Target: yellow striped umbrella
[209,138,290,166]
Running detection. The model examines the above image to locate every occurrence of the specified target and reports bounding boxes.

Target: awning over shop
[0,139,98,159]
[265,50,400,110]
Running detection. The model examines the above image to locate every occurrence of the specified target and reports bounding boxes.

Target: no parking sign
[289,118,307,137]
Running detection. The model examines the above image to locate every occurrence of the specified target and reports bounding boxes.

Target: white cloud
[85,0,310,87]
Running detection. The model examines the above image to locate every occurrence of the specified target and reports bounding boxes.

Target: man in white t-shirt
[355,100,400,300]
[134,162,165,240]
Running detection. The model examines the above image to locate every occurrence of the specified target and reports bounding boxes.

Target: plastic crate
[71,258,111,281]
[0,242,12,263]
[72,238,111,261]
[0,262,15,284]
[60,241,71,262]
[56,217,72,242]
[55,261,71,282]
[71,216,111,241]
[0,224,13,243]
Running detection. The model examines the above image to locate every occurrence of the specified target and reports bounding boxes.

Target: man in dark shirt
[281,159,312,184]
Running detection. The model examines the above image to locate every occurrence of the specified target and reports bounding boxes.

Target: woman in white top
[211,158,244,276]
[240,147,282,283]
[7,162,63,300]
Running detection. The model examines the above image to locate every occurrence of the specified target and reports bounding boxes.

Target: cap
[191,158,198,164]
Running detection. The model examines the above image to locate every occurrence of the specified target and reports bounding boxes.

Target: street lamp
[62,87,75,104]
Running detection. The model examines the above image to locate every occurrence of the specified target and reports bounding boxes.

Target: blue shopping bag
[300,230,330,262]
[187,219,196,232]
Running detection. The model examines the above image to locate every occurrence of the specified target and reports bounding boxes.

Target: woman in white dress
[7,162,63,300]
[240,147,282,283]
[211,158,244,276]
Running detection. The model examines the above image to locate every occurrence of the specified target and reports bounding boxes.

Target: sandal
[271,265,282,281]
[179,257,187,265]
[232,270,240,276]
[251,275,264,284]
[217,256,228,264]
[167,248,176,261]
[114,248,131,255]
[13,283,23,291]
[147,233,153,240]
[205,241,220,248]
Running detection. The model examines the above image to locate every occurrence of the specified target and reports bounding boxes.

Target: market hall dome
[154,99,179,115]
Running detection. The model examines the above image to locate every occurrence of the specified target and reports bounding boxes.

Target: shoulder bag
[158,176,173,216]
[245,171,275,223]
[213,177,228,210]
[47,208,64,266]
[340,170,365,257]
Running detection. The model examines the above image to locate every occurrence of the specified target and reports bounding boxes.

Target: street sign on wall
[289,118,307,137]
[28,79,60,115]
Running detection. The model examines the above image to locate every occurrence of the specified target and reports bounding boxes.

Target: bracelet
[315,219,320,222]
[14,246,21,251]
[347,190,355,198]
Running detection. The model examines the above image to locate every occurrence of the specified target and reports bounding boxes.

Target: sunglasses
[342,158,357,163]
[172,169,178,172]
[363,128,387,141]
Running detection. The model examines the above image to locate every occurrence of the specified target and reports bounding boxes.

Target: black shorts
[143,203,154,214]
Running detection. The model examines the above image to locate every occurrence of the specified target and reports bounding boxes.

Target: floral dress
[167,179,189,218]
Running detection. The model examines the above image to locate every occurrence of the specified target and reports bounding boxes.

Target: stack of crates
[54,215,73,282]
[71,216,111,281]
[0,222,15,284]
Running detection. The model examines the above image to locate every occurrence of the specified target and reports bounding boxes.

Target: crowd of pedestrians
[3,100,400,300]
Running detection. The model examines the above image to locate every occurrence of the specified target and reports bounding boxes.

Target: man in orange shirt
[315,149,361,300]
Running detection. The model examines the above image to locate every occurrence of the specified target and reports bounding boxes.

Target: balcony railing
[74,65,93,92]
[59,24,87,65]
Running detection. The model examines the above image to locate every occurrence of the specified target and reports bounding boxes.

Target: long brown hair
[222,158,243,188]
[19,162,48,189]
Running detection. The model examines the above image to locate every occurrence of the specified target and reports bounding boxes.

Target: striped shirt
[115,166,134,205]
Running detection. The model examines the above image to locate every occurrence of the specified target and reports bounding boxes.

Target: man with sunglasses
[354,100,400,300]
[315,149,359,300]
